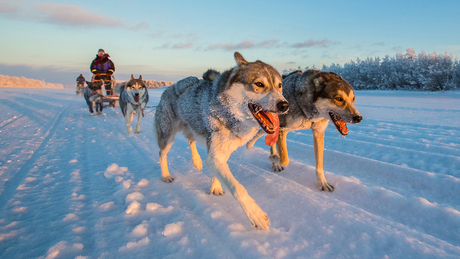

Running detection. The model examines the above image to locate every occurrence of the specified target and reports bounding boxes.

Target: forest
[286,48,460,91]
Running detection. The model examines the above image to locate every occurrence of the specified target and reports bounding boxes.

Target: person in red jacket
[90,49,115,94]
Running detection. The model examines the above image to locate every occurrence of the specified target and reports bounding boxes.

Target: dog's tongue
[134,96,139,102]
[264,112,279,146]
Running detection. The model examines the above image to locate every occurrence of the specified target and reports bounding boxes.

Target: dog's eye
[278,83,282,89]
[335,96,343,102]
[254,82,264,88]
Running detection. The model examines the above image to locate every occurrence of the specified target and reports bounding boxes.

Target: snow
[0,87,459,258]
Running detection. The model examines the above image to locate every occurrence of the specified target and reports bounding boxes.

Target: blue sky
[1,0,459,84]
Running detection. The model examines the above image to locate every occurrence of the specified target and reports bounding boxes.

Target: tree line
[285,48,460,91]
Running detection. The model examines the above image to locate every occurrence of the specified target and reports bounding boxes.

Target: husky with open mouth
[115,75,149,134]
[154,52,289,231]
[247,70,363,192]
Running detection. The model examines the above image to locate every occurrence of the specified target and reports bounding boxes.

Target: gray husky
[83,81,104,116]
[247,70,363,192]
[115,75,149,134]
[154,52,289,231]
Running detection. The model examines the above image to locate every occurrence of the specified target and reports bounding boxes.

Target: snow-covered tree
[315,49,459,91]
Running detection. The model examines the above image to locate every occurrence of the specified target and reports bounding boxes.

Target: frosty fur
[154,52,288,231]
[115,75,149,134]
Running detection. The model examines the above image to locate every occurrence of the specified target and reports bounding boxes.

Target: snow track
[0,88,459,258]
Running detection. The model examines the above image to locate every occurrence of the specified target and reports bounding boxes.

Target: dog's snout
[353,115,363,123]
[277,101,289,113]
[134,93,139,96]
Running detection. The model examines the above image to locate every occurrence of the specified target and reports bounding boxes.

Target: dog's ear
[130,74,134,80]
[139,75,143,81]
[86,81,91,85]
[234,52,248,66]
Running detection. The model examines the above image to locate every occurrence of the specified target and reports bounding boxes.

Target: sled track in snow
[0,104,70,210]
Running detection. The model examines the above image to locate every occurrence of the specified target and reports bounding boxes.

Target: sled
[91,73,119,108]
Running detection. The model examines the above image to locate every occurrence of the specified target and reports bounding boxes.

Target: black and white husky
[83,81,104,116]
[114,75,149,134]
[154,52,289,230]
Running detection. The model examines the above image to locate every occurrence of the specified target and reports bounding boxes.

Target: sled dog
[247,70,363,192]
[115,75,149,134]
[84,81,104,116]
[154,52,289,230]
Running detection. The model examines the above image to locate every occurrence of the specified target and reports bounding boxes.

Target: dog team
[83,50,363,231]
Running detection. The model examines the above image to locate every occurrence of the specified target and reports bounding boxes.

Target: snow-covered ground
[0,87,459,258]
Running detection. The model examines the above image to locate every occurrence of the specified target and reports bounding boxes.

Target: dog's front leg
[188,140,203,170]
[270,131,289,172]
[246,129,265,150]
[86,99,94,115]
[135,107,142,134]
[96,101,103,115]
[311,120,334,192]
[125,106,134,134]
[206,145,270,231]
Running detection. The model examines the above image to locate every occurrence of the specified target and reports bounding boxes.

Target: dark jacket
[76,75,85,84]
[90,54,115,74]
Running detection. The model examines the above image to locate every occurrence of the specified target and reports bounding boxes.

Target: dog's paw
[97,111,102,115]
[241,198,270,231]
[162,176,174,183]
[209,187,225,196]
[320,183,334,192]
[268,154,280,164]
[272,163,284,172]
[246,141,254,150]
[192,159,202,170]
[90,113,94,116]
[135,130,141,134]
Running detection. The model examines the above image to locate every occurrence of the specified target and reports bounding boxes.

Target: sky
[1,0,459,85]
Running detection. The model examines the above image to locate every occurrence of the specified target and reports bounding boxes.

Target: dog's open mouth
[249,103,278,134]
[329,112,349,136]
[134,96,140,103]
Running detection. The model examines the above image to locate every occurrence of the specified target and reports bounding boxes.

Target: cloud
[172,42,194,49]
[130,22,149,31]
[149,30,165,38]
[291,39,340,48]
[257,39,280,48]
[208,40,255,51]
[0,2,148,29]
[0,1,20,13]
[206,39,283,51]
[34,2,123,27]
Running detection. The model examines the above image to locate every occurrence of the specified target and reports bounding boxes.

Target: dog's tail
[282,70,303,80]
[114,83,125,95]
[173,76,199,96]
[203,69,220,82]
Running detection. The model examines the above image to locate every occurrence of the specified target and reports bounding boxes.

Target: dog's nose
[277,101,289,113]
[134,93,139,96]
[353,115,363,123]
